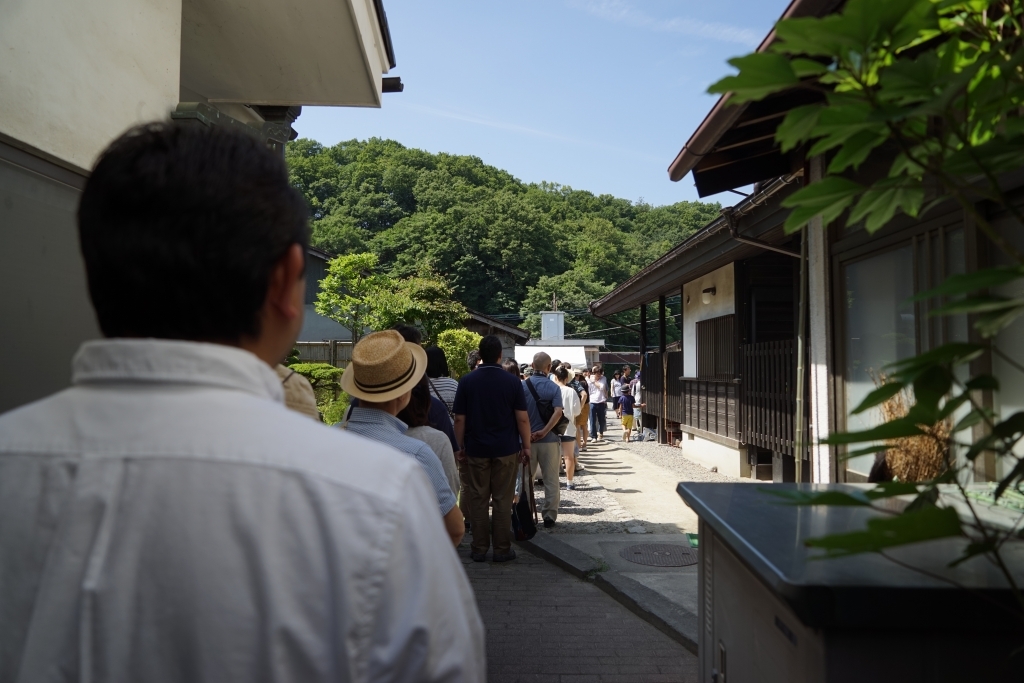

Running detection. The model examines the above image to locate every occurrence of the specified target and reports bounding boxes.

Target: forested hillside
[285,138,719,337]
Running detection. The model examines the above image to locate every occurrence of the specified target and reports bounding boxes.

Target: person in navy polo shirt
[453,335,533,563]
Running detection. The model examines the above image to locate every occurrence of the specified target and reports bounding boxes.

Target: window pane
[844,246,915,476]
[945,227,968,344]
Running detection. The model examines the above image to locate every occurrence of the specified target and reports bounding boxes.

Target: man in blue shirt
[453,335,532,562]
[522,352,565,528]
[339,330,465,548]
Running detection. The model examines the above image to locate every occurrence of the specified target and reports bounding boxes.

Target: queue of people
[0,122,654,682]
[0,124,485,682]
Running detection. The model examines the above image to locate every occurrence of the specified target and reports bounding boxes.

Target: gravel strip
[619,439,745,484]
[530,465,631,535]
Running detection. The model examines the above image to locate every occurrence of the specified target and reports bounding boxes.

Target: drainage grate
[619,543,698,567]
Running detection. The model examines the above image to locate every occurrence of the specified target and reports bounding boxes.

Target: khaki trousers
[467,453,519,556]
[530,440,561,522]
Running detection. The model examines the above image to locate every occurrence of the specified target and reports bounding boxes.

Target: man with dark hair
[453,335,532,562]
[0,123,484,681]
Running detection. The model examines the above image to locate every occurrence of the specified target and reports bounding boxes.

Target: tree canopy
[287,138,720,338]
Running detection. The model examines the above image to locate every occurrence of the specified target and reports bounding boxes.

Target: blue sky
[297,0,790,207]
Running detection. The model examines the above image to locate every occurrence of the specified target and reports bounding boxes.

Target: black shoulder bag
[526,378,569,436]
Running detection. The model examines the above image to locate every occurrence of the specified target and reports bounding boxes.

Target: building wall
[0,1,181,414]
[0,0,183,170]
[298,306,352,342]
[0,148,101,413]
[681,433,747,479]
[681,263,735,377]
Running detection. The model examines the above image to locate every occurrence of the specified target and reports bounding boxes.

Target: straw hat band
[353,356,417,393]
[340,330,428,403]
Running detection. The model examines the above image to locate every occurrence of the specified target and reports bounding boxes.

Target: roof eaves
[466,309,531,342]
[666,0,842,183]
[589,172,801,315]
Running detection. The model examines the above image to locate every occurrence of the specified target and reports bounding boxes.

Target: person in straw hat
[340,330,466,547]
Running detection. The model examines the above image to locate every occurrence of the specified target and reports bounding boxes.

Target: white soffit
[181,0,389,107]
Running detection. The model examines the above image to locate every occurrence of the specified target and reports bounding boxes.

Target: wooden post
[658,296,667,353]
[639,304,647,357]
[659,295,667,443]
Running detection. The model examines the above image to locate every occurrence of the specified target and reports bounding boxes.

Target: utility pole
[551,292,558,311]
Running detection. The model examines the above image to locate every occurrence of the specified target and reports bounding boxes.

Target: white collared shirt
[0,339,485,683]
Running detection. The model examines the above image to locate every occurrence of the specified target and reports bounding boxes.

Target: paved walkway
[458,538,698,682]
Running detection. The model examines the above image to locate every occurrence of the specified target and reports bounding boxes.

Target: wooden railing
[643,351,663,418]
[740,339,806,457]
[679,379,740,441]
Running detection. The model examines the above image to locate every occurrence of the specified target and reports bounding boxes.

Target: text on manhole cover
[619,543,698,567]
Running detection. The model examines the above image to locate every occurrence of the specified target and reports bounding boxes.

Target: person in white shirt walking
[0,123,484,683]
[588,366,609,441]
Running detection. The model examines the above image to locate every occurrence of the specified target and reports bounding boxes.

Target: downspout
[794,223,809,483]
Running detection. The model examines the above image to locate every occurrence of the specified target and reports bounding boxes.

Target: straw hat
[341,330,427,402]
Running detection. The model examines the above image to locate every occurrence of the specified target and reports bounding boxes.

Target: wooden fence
[740,339,806,457]
[295,341,353,367]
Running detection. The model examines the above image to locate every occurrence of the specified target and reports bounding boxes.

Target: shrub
[321,393,351,426]
[289,362,342,406]
[437,329,482,379]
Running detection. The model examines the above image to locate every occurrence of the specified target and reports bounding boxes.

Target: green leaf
[904,485,940,513]
[776,105,824,153]
[827,129,890,173]
[929,295,1024,317]
[851,381,905,415]
[847,178,924,233]
[823,416,925,445]
[976,306,1024,338]
[936,392,969,420]
[912,266,1024,301]
[773,16,856,57]
[944,136,1024,176]
[843,445,891,460]
[953,409,987,433]
[912,365,952,412]
[805,505,962,558]
[791,58,831,77]
[761,481,921,507]
[760,487,875,506]
[781,177,863,233]
[707,53,799,103]
[949,539,998,567]
[885,343,985,384]
[995,455,1024,500]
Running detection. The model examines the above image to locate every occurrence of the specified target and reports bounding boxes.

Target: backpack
[525,377,569,436]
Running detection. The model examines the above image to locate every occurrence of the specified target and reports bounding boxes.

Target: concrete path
[458,537,698,682]
[576,418,699,534]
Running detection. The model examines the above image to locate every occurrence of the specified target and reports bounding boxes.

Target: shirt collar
[346,406,409,433]
[71,339,284,403]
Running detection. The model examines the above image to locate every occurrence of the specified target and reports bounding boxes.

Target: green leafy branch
[708,0,1024,621]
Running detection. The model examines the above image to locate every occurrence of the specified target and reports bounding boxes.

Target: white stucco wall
[681,433,746,479]
[0,0,183,169]
[681,263,735,377]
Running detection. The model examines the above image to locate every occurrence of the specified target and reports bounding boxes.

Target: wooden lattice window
[696,314,735,381]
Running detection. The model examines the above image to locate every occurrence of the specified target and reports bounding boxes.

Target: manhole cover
[619,543,697,567]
